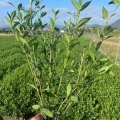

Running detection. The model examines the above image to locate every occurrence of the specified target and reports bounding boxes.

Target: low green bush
[0,64,38,117]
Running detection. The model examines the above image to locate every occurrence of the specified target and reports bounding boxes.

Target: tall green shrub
[5,0,120,119]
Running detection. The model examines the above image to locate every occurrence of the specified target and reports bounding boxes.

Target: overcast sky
[0,0,120,28]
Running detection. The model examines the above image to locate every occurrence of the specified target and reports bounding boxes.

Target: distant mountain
[110,19,120,28]
[56,25,65,29]
[45,24,65,29]
[87,24,102,28]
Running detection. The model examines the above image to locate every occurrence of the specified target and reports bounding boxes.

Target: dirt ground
[83,33,120,65]
[0,33,13,36]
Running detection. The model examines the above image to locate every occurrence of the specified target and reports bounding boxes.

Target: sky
[0,0,120,28]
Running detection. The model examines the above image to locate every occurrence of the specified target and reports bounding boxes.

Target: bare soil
[0,33,13,36]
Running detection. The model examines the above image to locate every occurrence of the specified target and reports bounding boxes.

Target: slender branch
[100,6,118,36]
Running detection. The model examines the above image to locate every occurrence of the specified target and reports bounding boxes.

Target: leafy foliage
[1,0,120,119]
[0,37,38,117]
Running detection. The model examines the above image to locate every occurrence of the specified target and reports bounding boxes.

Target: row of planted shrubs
[0,63,120,119]
[0,36,120,119]
[0,63,38,117]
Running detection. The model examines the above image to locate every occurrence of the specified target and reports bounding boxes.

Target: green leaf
[64,34,70,44]
[35,0,40,7]
[44,91,55,97]
[64,57,68,68]
[29,0,34,5]
[50,18,55,32]
[69,41,80,51]
[41,12,47,18]
[12,22,20,29]
[42,108,53,118]
[7,12,11,19]
[77,0,82,11]
[54,27,59,32]
[32,104,40,110]
[19,37,29,46]
[18,3,22,10]
[42,23,48,28]
[7,2,16,8]
[40,5,46,10]
[52,9,55,15]
[109,71,115,76]
[14,30,19,41]
[27,83,38,91]
[64,21,69,29]
[100,34,104,39]
[67,19,71,26]
[102,7,108,21]
[98,64,113,74]
[96,41,102,50]
[68,12,72,15]
[71,96,78,102]
[89,40,94,49]
[112,0,118,6]
[29,36,38,45]
[70,69,74,72]
[52,9,59,21]
[81,1,91,11]
[29,38,38,47]
[55,10,59,15]
[111,13,116,17]
[96,27,100,37]
[78,30,84,38]
[16,25,20,32]
[67,83,71,97]
[109,1,114,4]
[29,6,33,15]
[89,51,95,61]
[11,11,16,21]
[71,0,78,10]
[75,17,91,29]
[18,11,22,22]
[100,58,108,62]
[5,17,11,27]
[104,26,114,36]
[84,70,88,78]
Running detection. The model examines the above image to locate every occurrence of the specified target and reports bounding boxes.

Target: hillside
[110,19,120,28]
[87,24,102,28]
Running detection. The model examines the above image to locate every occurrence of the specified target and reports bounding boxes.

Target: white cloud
[41,7,75,25]
[81,5,120,25]
[0,0,10,7]
[1,4,119,27]
[41,5,120,26]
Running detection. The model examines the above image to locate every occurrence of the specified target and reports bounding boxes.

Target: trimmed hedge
[0,63,38,117]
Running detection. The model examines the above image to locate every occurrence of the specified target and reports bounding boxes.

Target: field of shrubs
[0,35,120,119]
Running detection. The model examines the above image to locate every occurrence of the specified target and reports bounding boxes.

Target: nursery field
[0,35,120,119]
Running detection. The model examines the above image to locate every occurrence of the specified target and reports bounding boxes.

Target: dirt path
[0,33,13,36]
[103,40,118,46]
[92,36,120,46]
